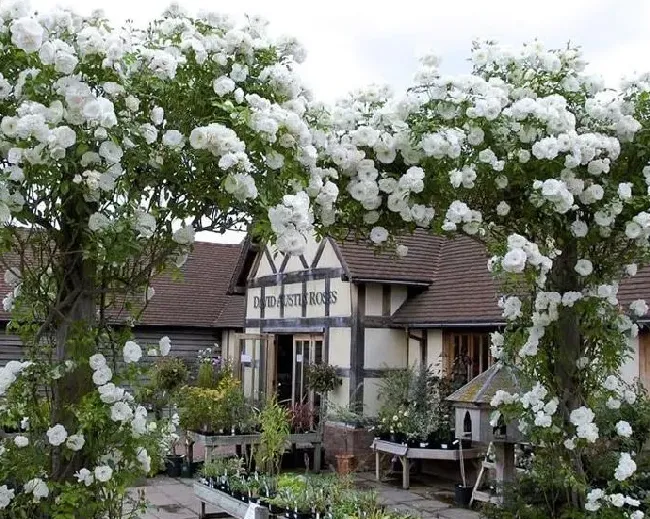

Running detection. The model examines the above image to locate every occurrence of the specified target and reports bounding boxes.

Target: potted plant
[328,401,365,475]
[255,396,291,477]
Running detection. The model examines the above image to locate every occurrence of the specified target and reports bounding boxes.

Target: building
[226,231,650,418]
[0,242,246,371]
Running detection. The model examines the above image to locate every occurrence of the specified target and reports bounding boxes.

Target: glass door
[291,334,323,430]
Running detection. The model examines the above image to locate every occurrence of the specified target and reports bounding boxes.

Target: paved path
[129,473,482,519]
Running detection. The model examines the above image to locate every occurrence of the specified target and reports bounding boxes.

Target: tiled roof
[393,237,650,326]
[335,230,444,284]
[214,295,247,327]
[0,242,245,329]
[447,363,519,406]
[392,236,502,325]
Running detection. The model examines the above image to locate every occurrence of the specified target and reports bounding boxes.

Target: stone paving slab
[131,473,482,519]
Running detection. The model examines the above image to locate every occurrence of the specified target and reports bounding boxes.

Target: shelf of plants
[196,461,415,519]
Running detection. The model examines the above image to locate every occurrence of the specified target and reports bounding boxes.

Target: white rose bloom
[74,468,94,487]
[24,478,49,502]
[626,264,638,277]
[159,336,172,356]
[151,106,164,126]
[0,484,15,509]
[46,424,68,446]
[630,299,648,317]
[370,226,389,244]
[111,401,133,422]
[10,17,45,53]
[123,340,142,363]
[14,435,28,448]
[502,248,527,273]
[574,259,593,277]
[92,365,112,386]
[614,453,636,481]
[139,123,158,144]
[395,244,408,258]
[162,130,184,149]
[213,76,236,96]
[89,353,107,371]
[616,420,633,438]
[172,226,195,245]
[94,465,113,483]
[136,447,151,473]
[88,213,111,232]
[20,416,29,430]
[496,201,510,216]
[66,434,85,451]
[98,141,123,164]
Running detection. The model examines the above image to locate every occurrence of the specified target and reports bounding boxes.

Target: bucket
[454,484,473,507]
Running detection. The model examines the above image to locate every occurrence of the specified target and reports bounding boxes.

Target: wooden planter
[194,483,269,519]
[188,431,322,471]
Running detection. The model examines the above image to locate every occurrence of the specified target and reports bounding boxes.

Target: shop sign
[252,290,338,309]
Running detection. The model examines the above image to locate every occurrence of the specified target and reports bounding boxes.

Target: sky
[27,0,650,243]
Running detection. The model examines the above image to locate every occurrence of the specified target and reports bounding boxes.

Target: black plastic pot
[454,484,473,507]
[165,455,184,478]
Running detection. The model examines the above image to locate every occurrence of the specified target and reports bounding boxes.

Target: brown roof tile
[0,241,245,329]
[392,236,503,326]
[335,229,444,284]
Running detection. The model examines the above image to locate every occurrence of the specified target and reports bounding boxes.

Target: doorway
[276,335,293,404]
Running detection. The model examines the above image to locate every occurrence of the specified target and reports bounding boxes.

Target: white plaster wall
[306,279,327,318]
[408,331,423,368]
[300,234,320,267]
[256,251,276,276]
[390,286,408,315]
[318,240,342,269]
[330,278,351,317]
[262,285,282,319]
[281,282,303,319]
[247,288,262,320]
[621,334,640,383]
[283,254,304,273]
[365,284,383,316]
[328,376,350,412]
[363,378,382,417]
[328,327,351,368]
[426,329,445,376]
[364,328,408,370]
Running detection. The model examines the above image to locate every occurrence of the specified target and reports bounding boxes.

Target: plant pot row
[376,433,472,450]
[199,478,326,519]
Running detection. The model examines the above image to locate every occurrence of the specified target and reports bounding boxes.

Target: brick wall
[323,422,375,471]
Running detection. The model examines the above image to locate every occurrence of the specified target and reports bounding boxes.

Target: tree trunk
[548,240,585,508]
[51,200,96,481]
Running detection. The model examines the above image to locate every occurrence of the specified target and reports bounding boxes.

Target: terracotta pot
[335,454,356,475]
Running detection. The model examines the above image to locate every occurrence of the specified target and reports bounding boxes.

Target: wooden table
[194,483,269,519]
[189,431,322,472]
[371,439,484,489]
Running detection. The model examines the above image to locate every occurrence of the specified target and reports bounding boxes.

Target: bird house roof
[446,363,518,406]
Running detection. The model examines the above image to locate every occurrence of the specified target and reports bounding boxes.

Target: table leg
[400,456,409,490]
[375,450,380,481]
[199,500,205,519]
[205,445,212,464]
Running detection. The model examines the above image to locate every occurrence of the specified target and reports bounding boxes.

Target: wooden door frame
[233,333,275,400]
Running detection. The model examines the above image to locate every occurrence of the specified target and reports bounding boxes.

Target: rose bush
[0,1,316,516]
[292,42,650,517]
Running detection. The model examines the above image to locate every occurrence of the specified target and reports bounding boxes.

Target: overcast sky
[28,0,650,243]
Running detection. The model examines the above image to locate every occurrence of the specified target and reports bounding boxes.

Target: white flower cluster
[569,406,599,443]
[268,192,313,255]
[585,488,642,515]
[0,360,30,396]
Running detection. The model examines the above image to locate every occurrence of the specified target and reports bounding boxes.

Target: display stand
[371,439,484,490]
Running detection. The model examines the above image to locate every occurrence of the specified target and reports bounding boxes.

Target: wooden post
[494,442,515,485]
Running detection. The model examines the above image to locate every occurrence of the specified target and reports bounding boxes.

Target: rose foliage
[1,1,650,518]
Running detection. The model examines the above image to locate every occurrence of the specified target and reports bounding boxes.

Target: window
[443,331,493,382]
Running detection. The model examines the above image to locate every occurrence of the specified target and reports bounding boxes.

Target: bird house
[446,363,522,444]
